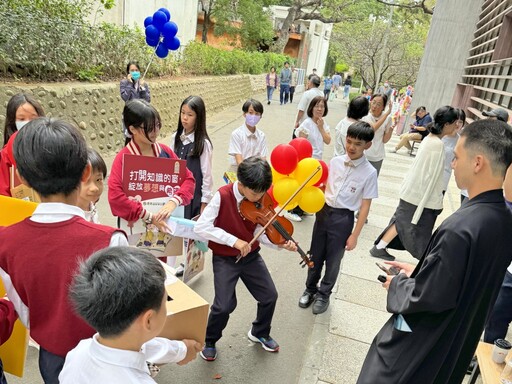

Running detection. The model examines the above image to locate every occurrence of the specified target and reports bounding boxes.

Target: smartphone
[375,262,400,276]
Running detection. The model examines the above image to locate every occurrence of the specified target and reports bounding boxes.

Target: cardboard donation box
[10,167,40,203]
[159,264,209,343]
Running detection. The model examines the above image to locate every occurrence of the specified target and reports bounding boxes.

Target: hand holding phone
[376,262,400,276]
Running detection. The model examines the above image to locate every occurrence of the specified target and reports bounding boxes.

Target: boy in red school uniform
[0,118,128,384]
[194,156,297,361]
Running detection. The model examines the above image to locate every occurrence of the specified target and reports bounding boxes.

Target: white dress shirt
[170,132,214,203]
[228,124,268,168]
[325,154,378,211]
[194,182,276,249]
[59,334,187,384]
[334,117,357,157]
[362,113,393,162]
[294,118,330,160]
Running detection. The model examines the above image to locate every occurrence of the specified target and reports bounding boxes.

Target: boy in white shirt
[228,99,268,171]
[59,247,202,384]
[298,122,378,314]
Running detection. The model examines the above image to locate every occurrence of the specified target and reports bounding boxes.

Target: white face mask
[15,121,30,130]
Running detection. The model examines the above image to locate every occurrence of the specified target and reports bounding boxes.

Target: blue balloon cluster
[144,8,180,59]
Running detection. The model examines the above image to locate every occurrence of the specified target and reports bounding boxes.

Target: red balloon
[289,138,313,160]
[267,186,278,208]
[270,144,299,175]
[314,160,329,187]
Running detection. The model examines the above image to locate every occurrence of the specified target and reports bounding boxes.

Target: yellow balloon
[295,158,322,187]
[273,177,301,208]
[271,166,286,183]
[299,186,325,213]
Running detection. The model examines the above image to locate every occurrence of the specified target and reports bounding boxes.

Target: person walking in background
[343,75,352,99]
[294,75,323,130]
[265,67,278,105]
[332,73,342,98]
[120,61,150,103]
[391,106,432,153]
[377,80,393,100]
[279,62,292,105]
[323,76,333,101]
[357,119,512,384]
[289,66,298,103]
[370,106,459,261]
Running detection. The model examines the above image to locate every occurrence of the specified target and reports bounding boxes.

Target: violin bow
[235,165,322,263]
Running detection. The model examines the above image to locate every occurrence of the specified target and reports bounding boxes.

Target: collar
[341,154,366,167]
[89,334,150,375]
[243,125,259,138]
[127,140,161,157]
[180,131,195,144]
[31,202,86,223]
[233,181,245,203]
[462,189,505,208]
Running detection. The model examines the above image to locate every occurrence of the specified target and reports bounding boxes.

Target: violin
[239,193,314,268]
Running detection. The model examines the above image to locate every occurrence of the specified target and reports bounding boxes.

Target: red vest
[208,184,260,256]
[0,216,122,357]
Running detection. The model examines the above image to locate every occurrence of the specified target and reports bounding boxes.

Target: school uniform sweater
[0,216,118,357]
[208,184,260,256]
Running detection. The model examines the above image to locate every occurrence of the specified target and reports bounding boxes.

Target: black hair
[126,61,140,74]
[270,66,276,72]
[415,106,427,115]
[309,75,321,87]
[455,108,466,126]
[87,148,107,178]
[13,118,88,197]
[370,93,388,109]
[123,99,161,146]
[307,96,328,118]
[460,119,512,178]
[4,93,45,146]
[284,61,289,65]
[427,105,458,135]
[347,96,370,120]
[237,156,272,193]
[347,121,374,142]
[174,96,212,157]
[242,99,264,115]
[70,247,166,338]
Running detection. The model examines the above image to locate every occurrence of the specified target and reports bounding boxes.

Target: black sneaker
[247,330,279,352]
[200,342,217,361]
[370,245,396,261]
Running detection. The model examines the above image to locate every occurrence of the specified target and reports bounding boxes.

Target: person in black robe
[357,119,512,384]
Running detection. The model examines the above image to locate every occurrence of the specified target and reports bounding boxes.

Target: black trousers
[305,205,354,299]
[205,249,278,344]
[39,347,65,384]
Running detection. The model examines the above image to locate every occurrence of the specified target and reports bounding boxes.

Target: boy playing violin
[194,156,297,361]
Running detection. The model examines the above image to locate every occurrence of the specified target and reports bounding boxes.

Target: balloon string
[142,39,160,81]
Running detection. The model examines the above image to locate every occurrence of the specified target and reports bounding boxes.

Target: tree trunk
[271,6,299,53]
[202,12,210,44]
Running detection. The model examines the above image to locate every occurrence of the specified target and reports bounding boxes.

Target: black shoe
[466,356,477,375]
[370,245,396,261]
[267,100,271,105]
[298,291,315,308]
[312,297,329,314]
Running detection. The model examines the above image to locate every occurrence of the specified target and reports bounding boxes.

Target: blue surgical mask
[245,114,261,127]
[131,71,141,81]
[15,121,30,130]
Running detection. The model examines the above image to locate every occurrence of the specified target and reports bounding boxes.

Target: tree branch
[374,0,433,15]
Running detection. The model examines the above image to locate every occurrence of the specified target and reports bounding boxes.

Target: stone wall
[0,74,266,154]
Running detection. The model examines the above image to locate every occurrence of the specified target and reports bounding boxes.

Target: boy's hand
[345,234,358,251]
[234,239,251,257]
[278,240,297,252]
[178,339,202,366]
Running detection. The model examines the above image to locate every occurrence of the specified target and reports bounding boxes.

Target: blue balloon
[145,25,160,41]
[144,16,153,28]
[164,36,180,51]
[153,11,167,31]
[157,8,171,22]
[155,44,169,59]
[145,36,159,47]
[162,21,178,39]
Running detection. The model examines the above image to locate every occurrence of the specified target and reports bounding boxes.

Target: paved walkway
[6,90,470,384]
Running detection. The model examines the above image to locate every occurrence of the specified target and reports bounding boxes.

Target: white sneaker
[284,211,302,222]
[389,148,397,153]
